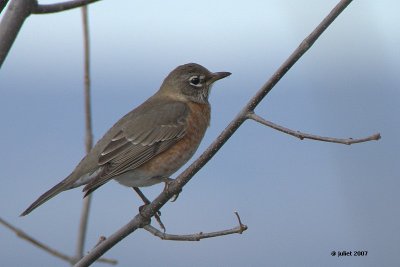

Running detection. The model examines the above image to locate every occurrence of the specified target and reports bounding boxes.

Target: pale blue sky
[1,1,399,266]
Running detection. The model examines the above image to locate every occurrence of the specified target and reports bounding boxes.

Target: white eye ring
[189,75,203,87]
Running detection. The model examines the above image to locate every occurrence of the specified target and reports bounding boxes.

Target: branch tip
[249,112,379,146]
[94,236,106,248]
[234,211,247,234]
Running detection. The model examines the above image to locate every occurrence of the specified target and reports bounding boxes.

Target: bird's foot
[162,178,182,202]
[133,187,165,232]
[138,204,166,232]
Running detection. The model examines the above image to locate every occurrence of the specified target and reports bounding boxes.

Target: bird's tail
[20,178,74,216]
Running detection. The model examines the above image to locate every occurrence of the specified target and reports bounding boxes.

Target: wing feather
[83,101,188,194]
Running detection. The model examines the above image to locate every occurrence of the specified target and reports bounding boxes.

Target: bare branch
[1,217,74,262]
[32,0,101,14]
[243,0,354,113]
[0,0,101,67]
[143,212,247,241]
[75,4,93,263]
[0,217,117,264]
[248,112,381,145]
[75,197,92,261]
[75,1,356,266]
[233,211,246,233]
[0,0,35,68]
[82,6,93,154]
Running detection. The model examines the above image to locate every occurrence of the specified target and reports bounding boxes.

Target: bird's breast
[137,102,210,178]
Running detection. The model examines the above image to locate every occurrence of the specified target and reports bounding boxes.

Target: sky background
[1,0,399,266]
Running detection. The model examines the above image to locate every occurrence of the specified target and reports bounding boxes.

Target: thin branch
[32,0,101,14]
[75,197,91,262]
[245,0,354,113]
[82,6,93,154]
[0,217,116,265]
[248,112,381,145]
[143,212,247,241]
[233,211,245,232]
[75,4,93,263]
[1,217,73,262]
[75,1,357,266]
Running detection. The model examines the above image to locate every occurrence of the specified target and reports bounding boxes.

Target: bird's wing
[82,101,188,195]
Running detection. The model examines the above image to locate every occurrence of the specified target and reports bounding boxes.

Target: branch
[0,0,102,67]
[32,0,101,14]
[248,112,381,145]
[1,217,72,262]
[0,0,9,14]
[0,0,35,68]
[75,4,93,262]
[143,212,247,241]
[75,1,357,266]
[0,217,117,265]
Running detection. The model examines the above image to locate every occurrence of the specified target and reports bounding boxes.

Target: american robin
[21,63,231,216]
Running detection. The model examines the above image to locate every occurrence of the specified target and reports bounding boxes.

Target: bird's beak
[209,71,231,84]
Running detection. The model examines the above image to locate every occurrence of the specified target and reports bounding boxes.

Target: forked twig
[248,112,381,145]
[143,212,247,241]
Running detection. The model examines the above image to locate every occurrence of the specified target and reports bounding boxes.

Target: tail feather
[20,179,72,216]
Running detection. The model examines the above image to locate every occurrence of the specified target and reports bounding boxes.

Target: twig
[143,212,247,241]
[1,217,73,262]
[75,4,93,263]
[32,0,101,14]
[81,6,93,154]
[92,236,106,248]
[0,217,116,265]
[233,211,246,233]
[248,112,381,145]
[75,1,359,266]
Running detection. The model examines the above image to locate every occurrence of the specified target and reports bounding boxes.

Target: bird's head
[158,63,231,104]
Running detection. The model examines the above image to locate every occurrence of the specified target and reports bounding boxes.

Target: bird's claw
[138,204,165,232]
[163,178,182,202]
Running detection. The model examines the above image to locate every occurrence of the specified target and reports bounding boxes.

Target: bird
[21,63,231,216]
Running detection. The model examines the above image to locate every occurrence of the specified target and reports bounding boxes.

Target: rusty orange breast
[138,101,210,177]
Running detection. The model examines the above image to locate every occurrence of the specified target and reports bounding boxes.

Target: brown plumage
[21,63,230,216]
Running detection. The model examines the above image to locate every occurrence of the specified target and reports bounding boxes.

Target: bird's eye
[189,76,202,87]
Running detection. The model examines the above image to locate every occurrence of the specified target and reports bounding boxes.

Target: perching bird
[21,63,231,216]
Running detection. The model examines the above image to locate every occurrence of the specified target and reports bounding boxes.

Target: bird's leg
[132,187,166,232]
[162,177,182,202]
